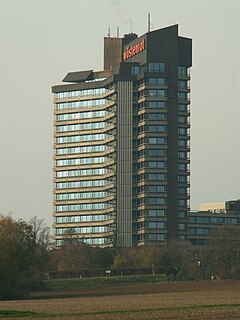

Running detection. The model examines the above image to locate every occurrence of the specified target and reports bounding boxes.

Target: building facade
[52,25,192,247]
[187,200,240,246]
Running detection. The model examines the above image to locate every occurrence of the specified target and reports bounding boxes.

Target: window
[178,199,187,207]
[149,173,165,181]
[178,80,188,88]
[178,127,187,135]
[178,163,187,171]
[149,113,165,121]
[149,78,166,85]
[149,209,165,217]
[149,197,166,205]
[178,235,187,241]
[178,223,186,230]
[178,104,188,112]
[131,66,140,75]
[149,233,165,241]
[178,116,188,123]
[149,222,165,229]
[178,211,186,218]
[178,152,187,159]
[149,89,165,97]
[178,187,187,195]
[178,66,187,76]
[149,149,166,157]
[148,62,165,72]
[149,137,166,144]
[149,101,166,108]
[178,175,187,183]
[178,139,187,147]
[226,218,238,224]
[149,125,166,132]
[149,185,165,193]
[149,161,165,169]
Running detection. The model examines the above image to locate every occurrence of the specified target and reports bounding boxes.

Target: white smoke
[110,0,133,32]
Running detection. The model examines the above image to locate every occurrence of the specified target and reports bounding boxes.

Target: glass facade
[52,24,192,247]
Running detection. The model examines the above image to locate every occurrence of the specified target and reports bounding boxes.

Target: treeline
[1,215,240,299]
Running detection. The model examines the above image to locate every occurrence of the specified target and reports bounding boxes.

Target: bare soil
[0,280,240,319]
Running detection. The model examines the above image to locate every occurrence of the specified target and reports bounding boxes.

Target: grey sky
[0,0,239,226]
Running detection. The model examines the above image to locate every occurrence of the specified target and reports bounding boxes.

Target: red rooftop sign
[123,39,145,61]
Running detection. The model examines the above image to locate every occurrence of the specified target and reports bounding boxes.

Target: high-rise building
[52,24,192,247]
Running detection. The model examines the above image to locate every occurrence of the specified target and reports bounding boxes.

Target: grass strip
[0,310,47,318]
[44,274,165,291]
[1,304,240,318]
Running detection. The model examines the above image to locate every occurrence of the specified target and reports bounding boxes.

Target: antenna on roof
[148,13,151,33]
[107,17,111,37]
[117,27,120,38]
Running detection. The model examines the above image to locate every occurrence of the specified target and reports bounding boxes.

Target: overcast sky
[0,0,239,226]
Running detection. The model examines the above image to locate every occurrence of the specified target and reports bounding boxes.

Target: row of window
[56,168,107,178]
[56,157,106,167]
[56,179,106,189]
[56,191,106,201]
[188,216,239,224]
[138,173,188,183]
[189,228,210,235]
[56,214,107,223]
[56,110,105,121]
[138,197,166,206]
[138,186,186,195]
[56,203,109,212]
[131,63,165,75]
[56,238,106,246]
[56,226,106,234]
[56,134,106,144]
[56,145,106,155]
[56,88,106,99]
[56,99,106,111]
[56,122,105,133]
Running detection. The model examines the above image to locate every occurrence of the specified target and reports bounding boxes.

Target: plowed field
[0,280,240,319]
